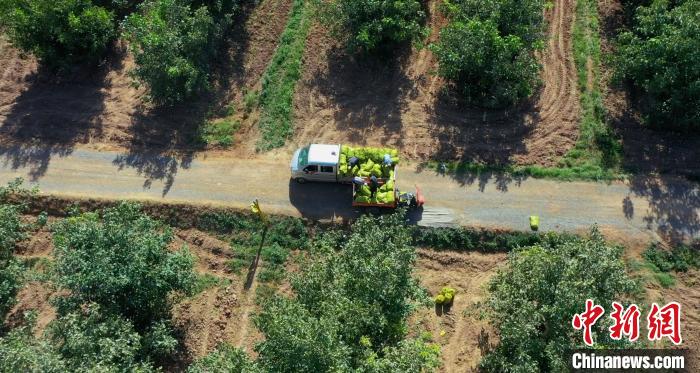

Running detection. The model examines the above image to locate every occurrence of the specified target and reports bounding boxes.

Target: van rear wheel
[295,177,307,184]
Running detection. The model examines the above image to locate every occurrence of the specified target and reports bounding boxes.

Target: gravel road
[0,146,697,242]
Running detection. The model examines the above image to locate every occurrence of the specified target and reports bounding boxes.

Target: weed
[255,283,277,305]
[256,0,311,151]
[424,160,623,182]
[242,89,259,114]
[192,273,230,295]
[261,243,290,266]
[200,118,240,147]
[563,0,622,175]
[258,267,285,283]
[643,243,700,273]
[654,272,676,288]
[412,226,545,252]
[227,258,248,274]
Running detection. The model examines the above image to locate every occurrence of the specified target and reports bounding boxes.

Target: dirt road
[0,146,697,242]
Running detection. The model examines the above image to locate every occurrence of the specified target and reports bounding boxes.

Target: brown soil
[410,249,507,372]
[0,0,293,159]
[653,270,700,361]
[288,0,580,166]
[598,0,700,177]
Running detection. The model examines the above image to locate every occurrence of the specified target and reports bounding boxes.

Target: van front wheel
[295,177,307,184]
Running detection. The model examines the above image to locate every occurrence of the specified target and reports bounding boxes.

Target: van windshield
[297,146,309,168]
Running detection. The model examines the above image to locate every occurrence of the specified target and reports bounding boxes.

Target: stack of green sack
[353,180,396,205]
[339,146,399,179]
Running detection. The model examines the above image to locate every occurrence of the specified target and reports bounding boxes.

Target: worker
[383,154,392,167]
[414,184,425,207]
[352,176,365,186]
[348,156,359,168]
[369,175,379,197]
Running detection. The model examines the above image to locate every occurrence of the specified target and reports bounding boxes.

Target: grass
[563,0,622,175]
[242,89,259,116]
[192,273,231,294]
[423,159,622,182]
[200,118,240,147]
[256,0,311,151]
[632,242,700,288]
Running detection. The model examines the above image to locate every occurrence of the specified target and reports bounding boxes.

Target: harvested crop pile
[339,146,399,178]
[342,146,399,205]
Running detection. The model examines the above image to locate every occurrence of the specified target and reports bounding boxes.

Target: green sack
[358,185,371,196]
[355,196,370,203]
[385,192,395,203]
[351,165,359,175]
[384,180,394,191]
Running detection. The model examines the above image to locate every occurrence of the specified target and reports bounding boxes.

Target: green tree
[253,212,439,372]
[0,202,25,321]
[122,0,227,105]
[188,344,260,373]
[0,323,66,373]
[616,0,700,131]
[47,304,154,372]
[315,0,427,52]
[0,0,116,67]
[430,0,545,107]
[52,202,196,327]
[481,228,637,372]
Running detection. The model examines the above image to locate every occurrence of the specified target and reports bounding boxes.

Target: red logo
[647,302,682,345]
[572,301,683,346]
[572,299,605,346]
[609,302,641,342]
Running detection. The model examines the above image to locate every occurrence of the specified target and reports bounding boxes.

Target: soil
[0,0,294,157]
[288,0,580,166]
[411,249,507,372]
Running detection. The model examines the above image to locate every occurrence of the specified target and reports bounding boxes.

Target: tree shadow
[627,175,700,243]
[112,3,256,196]
[0,48,123,180]
[308,45,417,148]
[416,84,542,192]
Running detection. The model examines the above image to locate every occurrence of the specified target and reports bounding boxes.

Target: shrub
[315,0,427,52]
[0,0,116,67]
[123,0,227,105]
[615,0,700,131]
[643,242,700,273]
[430,0,545,107]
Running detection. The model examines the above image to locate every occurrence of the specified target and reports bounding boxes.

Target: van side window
[320,166,334,173]
[303,165,318,173]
